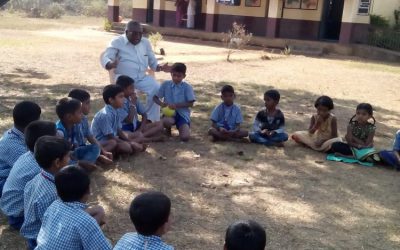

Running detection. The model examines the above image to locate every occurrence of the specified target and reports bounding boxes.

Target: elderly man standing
[101,21,169,122]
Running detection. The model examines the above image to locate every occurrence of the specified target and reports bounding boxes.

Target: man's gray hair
[125,20,143,32]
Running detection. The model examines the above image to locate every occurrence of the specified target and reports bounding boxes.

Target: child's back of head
[116,75,135,89]
[225,220,266,250]
[55,165,90,203]
[55,97,82,121]
[13,101,41,131]
[34,136,70,170]
[25,121,57,152]
[129,191,171,236]
[68,89,90,103]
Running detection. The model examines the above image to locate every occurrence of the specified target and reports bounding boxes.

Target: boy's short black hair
[56,97,81,120]
[264,89,280,102]
[221,85,235,95]
[225,220,266,250]
[103,84,124,104]
[129,191,171,236]
[55,165,90,202]
[13,101,41,130]
[34,136,70,170]
[171,63,186,74]
[314,95,334,110]
[68,89,90,103]
[24,121,56,152]
[116,75,135,89]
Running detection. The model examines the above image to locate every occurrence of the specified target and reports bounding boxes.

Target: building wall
[371,0,400,25]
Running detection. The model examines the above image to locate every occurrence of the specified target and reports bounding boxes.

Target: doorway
[320,0,345,40]
[147,0,154,23]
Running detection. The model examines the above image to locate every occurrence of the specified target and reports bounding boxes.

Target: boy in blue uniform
[116,75,164,142]
[35,166,112,250]
[0,101,41,196]
[380,130,400,170]
[56,97,102,171]
[20,136,70,250]
[68,89,114,165]
[0,121,56,230]
[224,220,266,250]
[153,63,196,142]
[208,85,248,141]
[114,191,174,250]
[249,89,289,147]
[91,85,145,156]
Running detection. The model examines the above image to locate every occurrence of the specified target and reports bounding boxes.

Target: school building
[107,0,399,44]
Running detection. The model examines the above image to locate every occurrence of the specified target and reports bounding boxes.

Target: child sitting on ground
[208,85,248,141]
[329,103,376,160]
[68,89,114,165]
[0,121,56,230]
[153,63,196,142]
[379,130,400,171]
[114,191,173,250]
[91,85,145,156]
[56,97,103,170]
[21,136,70,250]
[116,75,164,142]
[249,90,288,147]
[224,220,266,250]
[35,166,112,250]
[0,101,41,196]
[292,95,341,152]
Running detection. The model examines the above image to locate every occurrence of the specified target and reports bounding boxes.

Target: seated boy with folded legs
[114,191,174,250]
[0,121,56,230]
[91,85,145,157]
[68,89,114,165]
[208,85,248,141]
[116,75,164,143]
[35,166,112,250]
[249,90,288,147]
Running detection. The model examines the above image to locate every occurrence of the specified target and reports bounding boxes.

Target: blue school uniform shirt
[393,130,400,151]
[0,127,27,190]
[252,109,286,134]
[21,170,58,240]
[0,151,40,218]
[114,232,174,250]
[118,98,146,130]
[36,199,112,250]
[210,103,243,131]
[56,116,92,147]
[91,105,122,142]
[157,80,196,123]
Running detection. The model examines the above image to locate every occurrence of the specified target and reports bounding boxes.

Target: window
[358,0,371,15]
[216,0,241,6]
[284,0,318,10]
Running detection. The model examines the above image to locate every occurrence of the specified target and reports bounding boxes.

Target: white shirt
[101,35,158,82]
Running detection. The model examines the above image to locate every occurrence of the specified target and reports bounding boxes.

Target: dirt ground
[1,13,400,250]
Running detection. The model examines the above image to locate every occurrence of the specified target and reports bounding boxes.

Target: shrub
[104,18,112,32]
[43,3,64,19]
[370,14,389,29]
[222,22,252,62]
[148,32,164,51]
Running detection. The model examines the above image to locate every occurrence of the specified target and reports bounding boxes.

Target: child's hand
[102,150,113,160]
[261,129,269,135]
[86,205,106,226]
[129,93,138,104]
[268,131,277,136]
[219,127,228,133]
[168,104,177,110]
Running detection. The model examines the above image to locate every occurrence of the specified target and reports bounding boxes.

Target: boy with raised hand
[0,121,56,230]
[0,101,41,196]
[114,191,174,250]
[20,136,71,250]
[35,166,112,250]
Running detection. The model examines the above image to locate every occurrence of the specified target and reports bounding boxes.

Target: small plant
[43,3,64,19]
[370,14,389,29]
[148,32,164,51]
[222,22,252,62]
[281,45,292,56]
[104,19,112,32]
